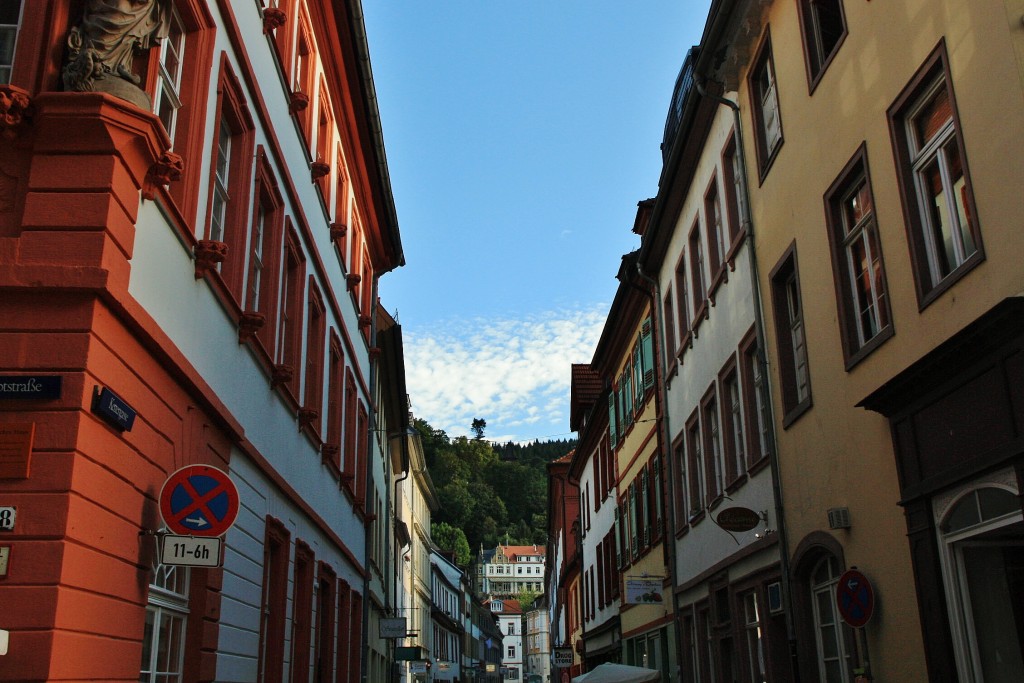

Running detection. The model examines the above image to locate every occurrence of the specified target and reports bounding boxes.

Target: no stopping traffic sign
[159,465,239,537]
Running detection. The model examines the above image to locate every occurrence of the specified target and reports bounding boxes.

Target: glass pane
[0,2,22,24]
[813,0,845,59]
[944,141,976,257]
[140,607,156,675]
[922,157,956,278]
[0,27,15,63]
[914,85,952,150]
[816,589,836,628]
[978,487,1019,521]
[963,545,1024,681]
[944,492,981,533]
[824,659,844,683]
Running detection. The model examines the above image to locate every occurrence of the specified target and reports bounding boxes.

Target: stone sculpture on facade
[62,0,170,109]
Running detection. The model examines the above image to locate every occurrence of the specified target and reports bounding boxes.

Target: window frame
[796,0,848,92]
[675,250,692,358]
[748,29,783,181]
[769,243,813,427]
[275,224,307,405]
[291,540,315,683]
[887,40,983,309]
[245,149,285,358]
[824,144,894,368]
[258,516,290,683]
[324,331,344,474]
[704,172,729,296]
[688,219,708,334]
[718,356,747,490]
[303,279,327,438]
[739,326,772,470]
[700,385,724,507]
[686,410,706,523]
[721,131,747,260]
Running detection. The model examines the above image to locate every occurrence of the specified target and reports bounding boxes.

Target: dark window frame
[769,243,813,427]
[748,29,784,182]
[796,0,848,93]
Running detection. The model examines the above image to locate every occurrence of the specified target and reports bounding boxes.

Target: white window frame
[154,6,186,141]
[140,563,190,682]
[810,556,850,683]
[0,1,23,84]
[210,119,232,245]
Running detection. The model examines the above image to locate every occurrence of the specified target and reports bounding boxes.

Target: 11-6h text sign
[159,465,239,537]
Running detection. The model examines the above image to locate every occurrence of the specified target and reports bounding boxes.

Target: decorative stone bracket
[321,442,340,460]
[194,240,227,279]
[143,150,184,200]
[262,7,287,34]
[0,86,33,139]
[298,407,319,430]
[289,91,309,114]
[345,273,361,291]
[358,314,372,330]
[238,312,266,343]
[271,363,294,388]
[310,161,330,182]
[329,222,347,242]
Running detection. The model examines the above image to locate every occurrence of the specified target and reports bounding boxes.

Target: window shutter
[613,506,622,569]
[608,392,618,448]
[641,469,651,547]
[642,319,655,390]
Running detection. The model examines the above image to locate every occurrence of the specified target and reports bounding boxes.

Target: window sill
[724,473,748,495]
[916,250,985,312]
[676,332,693,364]
[724,230,747,270]
[843,324,894,371]
[781,396,812,430]
[691,302,709,337]
[708,267,729,303]
[747,454,771,477]
[688,510,706,527]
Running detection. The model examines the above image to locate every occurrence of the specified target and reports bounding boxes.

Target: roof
[501,545,546,561]
[486,598,523,615]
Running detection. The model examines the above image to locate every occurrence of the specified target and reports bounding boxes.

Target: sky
[363,1,712,443]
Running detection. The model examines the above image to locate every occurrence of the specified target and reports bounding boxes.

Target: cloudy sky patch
[403,306,607,442]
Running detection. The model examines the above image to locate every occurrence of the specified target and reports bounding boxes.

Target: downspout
[694,77,800,683]
[389,431,412,683]
[627,267,684,683]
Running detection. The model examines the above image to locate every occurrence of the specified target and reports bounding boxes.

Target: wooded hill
[415,418,575,566]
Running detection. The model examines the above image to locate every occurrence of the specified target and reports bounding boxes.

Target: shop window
[798,0,846,90]
[748,30,783,179]
[770,244,812,426]
[938,484,1024,682]
[0,1,22,84]
[140,563,189,682]
[888,41,982,308]
[824,145,893,367]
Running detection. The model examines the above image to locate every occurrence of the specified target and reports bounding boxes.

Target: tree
[471,418,487,440]
[517,587,541,611]
[432,522,471,566]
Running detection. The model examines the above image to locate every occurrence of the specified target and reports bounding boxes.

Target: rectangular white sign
[380,617,408,638]
[624,577,665,605]
[553,647,573,668]
[0,507,16,531]
[160,535,222,567]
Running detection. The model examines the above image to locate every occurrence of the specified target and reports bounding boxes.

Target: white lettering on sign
[0,379,42,393]
[107,396,130,422]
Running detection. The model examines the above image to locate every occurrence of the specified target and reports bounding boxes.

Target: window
[701,387,724,504]
[348,590,364,683]
[798,0,846,89]
[673,437,688,529]
[304,281,326,433]
[770,245,812,426]
[675,252,691,352]
[324,333,343,471]
[205,65,255,301]
[259,517,290,683]
[689,220,707,325]
[686,412,705,519]
[291,541,315,683]
[651,454,663,540]
[276,227,306,400]
[343,367,357,490]
[748,31,783,177]
[719,361,746,486]
[721,132,746,249]
[810,556,851,682]
[508,645,516,658]
[705,174,728,285]
[0,1,22,84]
[739,328,771,466]
[153,5,186,139]
[293,7,316,143]
[355,399,368,503]
[315,80,334,195]
[825,145,893,366]
[888,41,982,306]
[140,563,189,682]
[246,151,284,352]
[315,563,336,683]
[663,288,676,373]
[333,144,350,263]
[742,591,768,683]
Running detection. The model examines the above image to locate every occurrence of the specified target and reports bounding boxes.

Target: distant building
[522,596,552,683]
[487,597,524,681]
[476,543,547,599]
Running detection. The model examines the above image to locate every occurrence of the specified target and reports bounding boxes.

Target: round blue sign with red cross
[159,465,239,537]
[836,568,875,628]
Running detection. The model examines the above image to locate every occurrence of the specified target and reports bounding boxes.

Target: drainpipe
[694,77,800,683]
[362,275,381,683]
[629,266,684,683]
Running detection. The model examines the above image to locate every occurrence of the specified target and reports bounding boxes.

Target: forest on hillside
[415,418,575,567]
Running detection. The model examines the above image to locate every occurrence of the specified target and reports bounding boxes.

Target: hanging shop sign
[159,465,240,537]
[553,647,574,668]
[396,646,424,661]
[716,506,762,532]
[91,386,136,432]
[836,568,875,628]
[624,576,665,605]
[0,376,62,400]
[380,617,408,638]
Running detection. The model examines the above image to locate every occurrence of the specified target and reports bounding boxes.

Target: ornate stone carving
[329,222,347,242]
[310,161,330,182]
[193,239,227,279]
[321,442,340,461]
[238,312,266,343]
[143,150,184,200]
[0,86,33,139]
[271,363,294,388]
[62,0,171,110]
[358,314,372,330]
[345,273,361,291]
[288,91,309,114]
[298,408,319,429]
[262,7,287,34]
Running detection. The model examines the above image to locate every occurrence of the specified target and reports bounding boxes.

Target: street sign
[836,568,875,628]
[159,465,239,537]
[380,617,408,638]
[553,647,573,668]
[160,534,222,567]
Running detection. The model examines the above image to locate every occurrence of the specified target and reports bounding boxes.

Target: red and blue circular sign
[836,568,875,628]
[159,465,239,537]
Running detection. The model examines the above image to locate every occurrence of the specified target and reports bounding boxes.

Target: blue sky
[364,1,711,443]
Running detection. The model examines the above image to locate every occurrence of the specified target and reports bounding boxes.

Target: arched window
[809,555,850,683]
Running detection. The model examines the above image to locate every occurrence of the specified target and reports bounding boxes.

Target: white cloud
[402,306,606,442]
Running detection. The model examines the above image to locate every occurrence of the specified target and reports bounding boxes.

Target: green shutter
[641,318,655,390]
[608,392,618,448]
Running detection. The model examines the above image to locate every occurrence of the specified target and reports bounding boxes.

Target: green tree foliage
[517,586,541,611]
[415,418,575,553]
[432,522,471,566]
